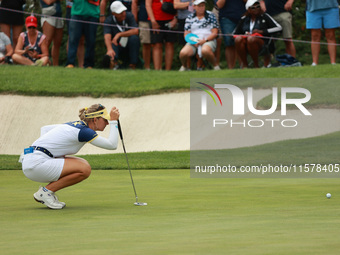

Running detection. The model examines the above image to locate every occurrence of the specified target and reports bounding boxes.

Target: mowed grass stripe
[1,170,340,255]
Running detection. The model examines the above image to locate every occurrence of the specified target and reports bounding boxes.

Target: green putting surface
[1,170,340,255]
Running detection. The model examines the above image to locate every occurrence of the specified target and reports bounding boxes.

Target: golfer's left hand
[110,107,120,121]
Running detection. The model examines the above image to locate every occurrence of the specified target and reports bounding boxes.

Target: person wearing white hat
[233,0,281,68]
[179,0,221,71]
[103,1,140,69]
[20,104,120,209]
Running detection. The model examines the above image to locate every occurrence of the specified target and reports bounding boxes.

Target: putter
[117,120,147,206]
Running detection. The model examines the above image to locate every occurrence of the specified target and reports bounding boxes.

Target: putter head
[134,202,147,206]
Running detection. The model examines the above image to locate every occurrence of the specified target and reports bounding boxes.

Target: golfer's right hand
[110,107,120,121]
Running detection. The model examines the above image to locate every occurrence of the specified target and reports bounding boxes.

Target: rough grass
[1,64,340,98]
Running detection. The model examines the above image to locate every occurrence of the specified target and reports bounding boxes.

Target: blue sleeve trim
[78,127,98,142]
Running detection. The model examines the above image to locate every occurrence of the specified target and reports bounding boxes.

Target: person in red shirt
[146,0,177,70]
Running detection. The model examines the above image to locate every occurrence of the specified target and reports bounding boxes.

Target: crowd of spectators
[0,0,339,69]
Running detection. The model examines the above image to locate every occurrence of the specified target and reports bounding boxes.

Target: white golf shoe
[33,187,66,209]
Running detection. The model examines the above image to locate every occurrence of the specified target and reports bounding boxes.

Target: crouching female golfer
[21,104,120,209]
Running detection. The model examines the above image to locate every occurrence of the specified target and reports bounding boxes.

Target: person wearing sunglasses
[233,0,282,68]
[20,104,120,209]
[12,16,50,66]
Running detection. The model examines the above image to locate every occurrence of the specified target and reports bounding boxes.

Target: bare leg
[152,43,163,70]
[142,43,151,69]
[201,44,217,67]
[46,156,91,192]
[325,28,336,64]
[12,25,24,50]
[225,45,236,69]
[215,37,222,66]
[284,38,296,57]
[247,37,264,68]
[179,44,194,66]
[164,42,174,70]
[51,28,63,66]
[311,29,321,65]
[12,53,34,65]
[42,21,54,51]
[234,36,248,68]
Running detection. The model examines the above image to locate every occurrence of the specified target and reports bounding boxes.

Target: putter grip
[117,119,123,140]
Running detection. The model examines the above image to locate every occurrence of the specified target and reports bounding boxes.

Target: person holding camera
[12,16,49,66]
[0,32,14,65]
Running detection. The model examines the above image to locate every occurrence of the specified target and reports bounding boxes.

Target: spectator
[132,0,152,70]
[0,32,14,64]
[103,1,140,69]
[179,0,220,71]
[260,0,296,57]
[305,0,339,66]
[100,0,133,23]
[0,0,26,50]
[211,3,222,68]
[66,0,101,68]
[12,16,49,66]
[174,0,194,45]
[174,0,194,69]
[146,0,177,70]
[215,0,245,69]
[40,0,64,66]
[233,0,281,68]
[66,0,85,67]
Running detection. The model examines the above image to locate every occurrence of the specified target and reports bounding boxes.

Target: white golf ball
[326,193,331,199]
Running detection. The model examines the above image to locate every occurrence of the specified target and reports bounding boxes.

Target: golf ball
[326,193,331,199]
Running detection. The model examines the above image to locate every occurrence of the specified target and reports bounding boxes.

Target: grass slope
[1,170,339,255]
[1,64,340,98]
[2,131,339,170]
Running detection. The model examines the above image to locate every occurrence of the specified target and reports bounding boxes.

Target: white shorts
[41,16,64,29]
[22,151,64,183]
[188,40,217,54]
[41,7,64,29]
